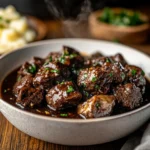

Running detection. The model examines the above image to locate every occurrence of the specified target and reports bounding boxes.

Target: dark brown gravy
[1,68,150,119]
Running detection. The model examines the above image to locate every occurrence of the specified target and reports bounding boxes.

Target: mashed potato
[0,5,36,54]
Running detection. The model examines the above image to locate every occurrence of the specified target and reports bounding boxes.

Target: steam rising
[45,0,92,37]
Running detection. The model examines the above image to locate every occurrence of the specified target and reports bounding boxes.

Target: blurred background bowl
[89,8,150,44]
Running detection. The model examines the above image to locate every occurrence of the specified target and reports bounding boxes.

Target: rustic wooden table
[1,5,150,149]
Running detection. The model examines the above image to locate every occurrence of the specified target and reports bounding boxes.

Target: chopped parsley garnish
[28,64,37,74]
[49,56,52,62]
[45,68,49,71]
[17,76,22,82]
[92,77,97,82]
[84,74,88,79]
[96,102,101,109]
[82,83,86,88]
[44,62,49,66]
[50,69,60,73]
[141,70,145,76]
[98,7,145,26]
[109,72,113,77]
[95,85,100,89]
[67,86,74,93]
[4,89,7,93]
[84,91,89,97]
[59,56,66,64]
[120,72,126,80]
[61,81,65,85]
[60,113,68,117]
[131,69,137,76]
[70,54,77,59]
[106,58,111,63]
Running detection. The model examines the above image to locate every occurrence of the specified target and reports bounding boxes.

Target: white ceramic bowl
[0,39,150,146]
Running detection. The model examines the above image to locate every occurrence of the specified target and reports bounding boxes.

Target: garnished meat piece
[33,62,71,90]
[115,83,142,110]
[18,57,44,76]
[77,66,112,94]
[125,65,146,93]
[77,95,115,118]
[16,87,44,108]
[13,75,33,96]
[46,81,82,111]
[58,46,84,68]
[111,53,127,66]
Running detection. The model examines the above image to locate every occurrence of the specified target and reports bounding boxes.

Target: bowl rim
[0,38,150,123]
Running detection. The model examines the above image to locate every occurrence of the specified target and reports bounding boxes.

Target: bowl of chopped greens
[89,8,150,43]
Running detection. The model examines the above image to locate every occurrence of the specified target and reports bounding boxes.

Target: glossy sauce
[1,68,150,119]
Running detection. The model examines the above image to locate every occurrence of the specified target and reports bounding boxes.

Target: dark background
[0,0,150,18]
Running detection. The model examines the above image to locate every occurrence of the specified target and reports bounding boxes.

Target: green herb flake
[106,58,111,63]
[49,56,52,62]
[70,53,77,59]
[59,56,66,64]
[120,72,126,80]
[60,81,65,85]
[45,68,50,71]
[4,89,7,93]
[60,113,68,117]
[92,76,97,82]
[17,76,22,82]
[141,70,145,76]
[84,74,88,79]
[67,86,74,93]
[28,64,37,74]
[96,102,101,109]
[131,69,137,76]
[109,72,113,77]
[84,91,89,97]
[95,85,100,89]
[50,69,60,73]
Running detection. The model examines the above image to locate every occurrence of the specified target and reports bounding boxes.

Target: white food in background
[0,5,36,54]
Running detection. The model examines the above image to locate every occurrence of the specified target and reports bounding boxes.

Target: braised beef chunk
[33,61,71,90]
[125,65,146,93]
[8,46,148,118]
[78,95,115,118]
[111,53,127,66]
[115,83,142,110]
[46,81,82,111]
[59,46,84,68]
[18,57,44,77]
[16,87,44,108]
[13,75,33,96]
[77,66,112,94]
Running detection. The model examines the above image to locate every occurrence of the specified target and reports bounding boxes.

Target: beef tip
[13,75,33,96]
[45,52,61,63]
[115,83,142,110]
[33,62,71,90]
[77,66,113,94]
[77,63,125,94]
[16,87,44,108]
[125,65,146,93]
[46,81,82,111]
[18,57,43,76]
[58,46,84,68]
[77,95,115,119]
[111,53,127,66]
[101,62,126,84]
